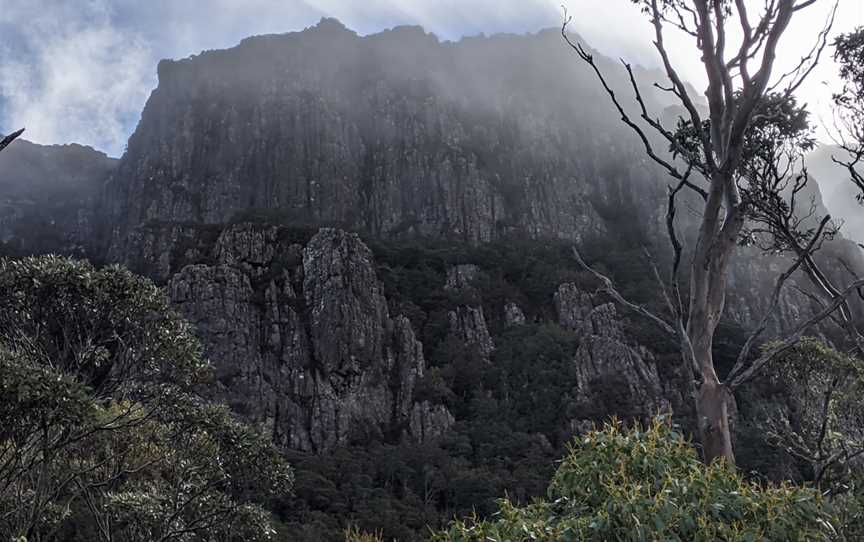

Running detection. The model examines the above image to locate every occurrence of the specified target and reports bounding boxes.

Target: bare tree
[563,0,864,464]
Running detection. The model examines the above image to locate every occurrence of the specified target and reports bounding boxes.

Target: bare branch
[767,2,836,98]
[649,0,716,171]
[793,0,819,10]
[0,129,24,153]
[726,215,832,383]
[837,257,864,303]
[729,277,864,389]
[571,246,677,337]
[561,15,708,199]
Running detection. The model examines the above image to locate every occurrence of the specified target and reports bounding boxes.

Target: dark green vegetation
[0,208,860,541]
[270,233,836,541]
[3,242,856,542]
[0,257,293,542]
[753,339,864,489]
[433,420,837,542]
[1,233,859,542]
[280,237,588,540]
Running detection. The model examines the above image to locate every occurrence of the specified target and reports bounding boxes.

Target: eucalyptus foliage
[434,419,837,541]
[0,256,292,542]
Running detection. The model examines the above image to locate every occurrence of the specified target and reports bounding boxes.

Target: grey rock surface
[169,226,452,452]
[554,282,669,424]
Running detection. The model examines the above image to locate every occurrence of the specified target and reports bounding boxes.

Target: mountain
[2,18,863,539]
[0,139,116,257]
[102,18,675,268]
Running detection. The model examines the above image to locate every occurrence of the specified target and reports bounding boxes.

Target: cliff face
[19,20,679,450]
[161,222,671,454]
[0,140,116,257]
[103,18,669,264]
[96,18,861,338]
[168,225,453,453]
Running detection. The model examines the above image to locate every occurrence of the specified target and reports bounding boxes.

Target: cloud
[0,0,154,157]
[0,0,568,156]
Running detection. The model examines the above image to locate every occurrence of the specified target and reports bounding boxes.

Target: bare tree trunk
[687,170,742,464]
[697,374,735,463]
[690,316,735,463]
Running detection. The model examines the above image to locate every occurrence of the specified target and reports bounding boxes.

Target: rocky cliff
[3,21,681,457]
[102,18,670,265]
[554,283,669,423]
[158,221,673,455]
[168,224,453,453]
[94,18,862,340]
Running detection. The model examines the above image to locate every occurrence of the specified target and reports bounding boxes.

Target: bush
[434,419,837,541]
[344,526,385,541]
[755,338,864,490]
[0,256,209,391]
[0,256,293,541]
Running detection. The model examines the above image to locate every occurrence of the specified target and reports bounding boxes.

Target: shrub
[434,418,837,541]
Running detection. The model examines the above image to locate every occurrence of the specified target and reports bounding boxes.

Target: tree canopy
[0,256,293,542]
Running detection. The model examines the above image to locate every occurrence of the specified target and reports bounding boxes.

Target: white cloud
[0,0,153,156]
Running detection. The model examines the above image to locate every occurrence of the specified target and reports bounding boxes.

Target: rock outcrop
[444,263,495,360]
[445,264,481,292]
[554,283,669,424]
[448,305,495,360]
[169,225,452,452]
[504,301,527,326]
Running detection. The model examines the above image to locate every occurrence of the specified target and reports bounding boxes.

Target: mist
[1,0,860,156]
[807,145,864,245]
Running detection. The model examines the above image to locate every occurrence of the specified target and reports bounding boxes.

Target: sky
[0,0,861,157]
